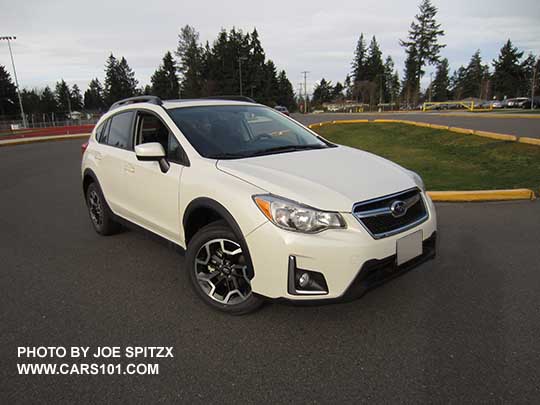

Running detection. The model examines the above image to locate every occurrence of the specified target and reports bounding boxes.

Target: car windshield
[167,105,332,159]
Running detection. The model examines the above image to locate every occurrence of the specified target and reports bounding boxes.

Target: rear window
[107,111,135,150]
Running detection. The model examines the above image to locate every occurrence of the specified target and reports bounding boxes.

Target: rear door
[95,110,136,217]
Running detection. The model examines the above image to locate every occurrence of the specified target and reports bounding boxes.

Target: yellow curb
[518,137,540,146]
[428,189,536,202]
[373,119,406,123]
[429,123,449,130]
[331,119,370,124]
[0,133,91,147]
[409,121,431,128]
[448,126,475,135]
[472,130,517,142]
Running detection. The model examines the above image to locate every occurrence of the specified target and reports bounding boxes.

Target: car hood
[216,145,417,212]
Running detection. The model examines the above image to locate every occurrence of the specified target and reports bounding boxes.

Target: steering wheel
[252,133,273,142]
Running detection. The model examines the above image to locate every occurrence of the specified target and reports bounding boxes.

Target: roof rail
[201,95,256,103]
[109,96,163,111]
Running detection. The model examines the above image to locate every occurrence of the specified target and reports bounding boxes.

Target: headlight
[409,171,426,192]
[253,195,346,233]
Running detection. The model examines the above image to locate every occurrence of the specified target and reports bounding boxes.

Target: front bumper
[245,192,437,300]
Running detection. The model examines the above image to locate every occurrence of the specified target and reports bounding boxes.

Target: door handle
[124,164,135,173]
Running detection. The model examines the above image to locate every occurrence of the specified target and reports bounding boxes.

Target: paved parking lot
[1,140,539,403]
[293,112,540,138]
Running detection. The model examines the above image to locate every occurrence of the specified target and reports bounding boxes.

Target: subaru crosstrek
[81,96,437,314]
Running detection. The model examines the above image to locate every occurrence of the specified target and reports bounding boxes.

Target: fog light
[288,256,329,295]
[298,272,310,288]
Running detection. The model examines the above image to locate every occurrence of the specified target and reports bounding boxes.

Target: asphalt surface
[1,139,540,403]
[293,112,540,138]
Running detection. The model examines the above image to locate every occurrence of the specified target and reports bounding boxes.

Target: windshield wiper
[207,152,251,159]
[246,144,327,157]
[208,144,328,160]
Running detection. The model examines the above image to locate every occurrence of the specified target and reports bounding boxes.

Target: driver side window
[135,111,188,165]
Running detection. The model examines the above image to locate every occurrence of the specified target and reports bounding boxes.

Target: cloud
[0,0,538,93]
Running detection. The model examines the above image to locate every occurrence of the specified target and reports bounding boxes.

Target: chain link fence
[0,112,102,133]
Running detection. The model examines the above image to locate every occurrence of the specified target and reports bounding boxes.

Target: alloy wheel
[194,238,253,305]
[88,190,103,226]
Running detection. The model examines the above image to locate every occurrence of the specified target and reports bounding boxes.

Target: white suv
[81,96,437,314]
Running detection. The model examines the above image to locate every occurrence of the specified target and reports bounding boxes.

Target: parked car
[506,97,529,108]
[521,97,540,109]
[81,96,437,314]
[274,105,290,116]
[491,100,503,109]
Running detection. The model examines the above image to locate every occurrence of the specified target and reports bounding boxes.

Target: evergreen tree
[0,65,18,116]
[40,86,57,113]
[365,36,385,105]
[402,45,420,105]
[84,78,105,111]
[176,25,204,98]
[332,82,344,101]
[400,0,445,104]
[21,89,41,114]
[460,50,489,98]
[261,60,280,106]
[142,85,152,95]
[450,66,466,100]
[276,70,296,111]
[55,79,71,112]
[151,51,180,99]
[432,58,450,101]
[103,54,121,106]
[312,78,334,106]
[351,33,367,83]
[70,84,83,110]
[492,39,524,99]
[246,29,266,101]
[518,52,537,97]
[117,57,138,97]
[344,74,352,99]
[103,54,138,106]
[390,71,401,106]
[383,56,400,105]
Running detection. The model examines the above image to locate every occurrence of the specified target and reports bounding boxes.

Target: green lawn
[314,123,540,191]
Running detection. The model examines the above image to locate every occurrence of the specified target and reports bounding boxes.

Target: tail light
[81,142,89,156]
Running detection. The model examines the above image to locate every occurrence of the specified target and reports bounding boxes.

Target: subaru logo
[390,200,407,218]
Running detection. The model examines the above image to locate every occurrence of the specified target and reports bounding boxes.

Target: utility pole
[1,36,28,128]
[238,56,247,96]
[301,71,309,114]
[296,83,302,112]
[532,57,538,111]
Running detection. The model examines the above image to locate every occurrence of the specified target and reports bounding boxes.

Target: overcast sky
[1,0,539,94]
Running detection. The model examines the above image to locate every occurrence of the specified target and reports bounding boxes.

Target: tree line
[0,25,296,121]
[311,0,539,109]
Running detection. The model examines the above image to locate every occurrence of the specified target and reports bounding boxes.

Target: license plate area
[396,230,423,266]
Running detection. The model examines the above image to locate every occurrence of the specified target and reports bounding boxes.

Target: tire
[186,221,264,315]
[85,182,121,236]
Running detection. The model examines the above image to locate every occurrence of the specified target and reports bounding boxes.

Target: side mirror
[135,142,166,161]
[135,142,170,173]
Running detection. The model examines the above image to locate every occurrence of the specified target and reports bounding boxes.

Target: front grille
[353,188,428,239]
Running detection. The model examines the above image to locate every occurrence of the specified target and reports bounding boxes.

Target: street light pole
[301,71,309,114]
[532,57,538,111]
[0,36,27,127]
[238,56,247,96]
